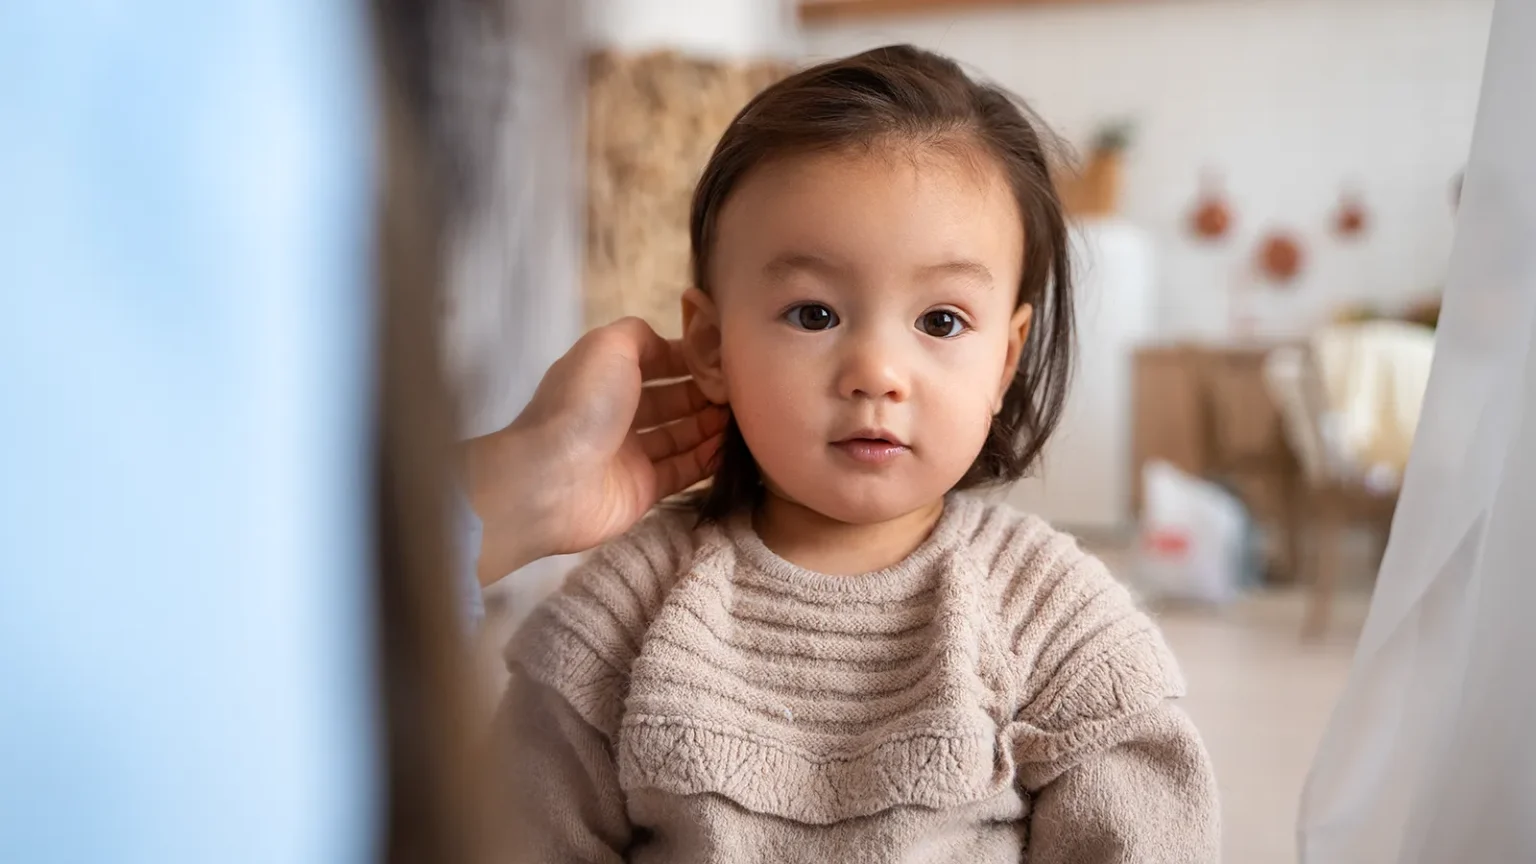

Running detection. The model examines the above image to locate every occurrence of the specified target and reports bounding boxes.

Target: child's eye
[918,309,967,338]
[784,303,840,331]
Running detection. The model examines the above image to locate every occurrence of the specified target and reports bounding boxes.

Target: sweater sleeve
[1020,700,1219,863]
[983,516,1219,862]
[451,476,485,631]
[497,509,695,862]
[499,674,631,864]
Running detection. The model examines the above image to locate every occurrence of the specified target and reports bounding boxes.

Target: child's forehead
[713,146,1024,286]
[759,250,998,292]
[748,141,1009,197]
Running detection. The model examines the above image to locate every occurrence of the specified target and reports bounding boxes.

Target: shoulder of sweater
[947,496,1099,609]
[954,498,1185,729]
[506,503,708,738]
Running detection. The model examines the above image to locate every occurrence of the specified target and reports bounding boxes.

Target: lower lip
[832,439,909,465]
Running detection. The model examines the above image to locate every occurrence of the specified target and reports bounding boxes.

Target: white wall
[1007,221,1156,531]
[587,0,799,58]
[805,0,1494,340]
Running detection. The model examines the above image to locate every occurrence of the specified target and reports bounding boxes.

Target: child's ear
[681,288,729,404]
[995,304,1034,413]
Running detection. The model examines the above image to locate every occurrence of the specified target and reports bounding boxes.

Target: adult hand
[464,317,728,585]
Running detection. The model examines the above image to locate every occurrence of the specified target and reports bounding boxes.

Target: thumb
[560,334,645,451]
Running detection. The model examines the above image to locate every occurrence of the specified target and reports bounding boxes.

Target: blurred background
[465,2,1490,862]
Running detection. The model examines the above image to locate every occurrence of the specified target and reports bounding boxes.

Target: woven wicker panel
[584,50,787,337]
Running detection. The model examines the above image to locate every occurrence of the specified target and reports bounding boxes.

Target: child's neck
[753,492,945,576]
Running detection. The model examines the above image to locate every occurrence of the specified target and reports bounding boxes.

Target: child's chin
[803,491,936,527]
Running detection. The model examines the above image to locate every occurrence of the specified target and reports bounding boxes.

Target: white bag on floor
[1135,460,1247,604]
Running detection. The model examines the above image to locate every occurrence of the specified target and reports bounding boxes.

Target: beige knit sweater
[500,494,1219,863]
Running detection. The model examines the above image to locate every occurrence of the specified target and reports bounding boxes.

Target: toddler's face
[684,144,1032,525]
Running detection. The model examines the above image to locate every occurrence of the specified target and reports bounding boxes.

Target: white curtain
[1299,1,1536,860]
[439,0,585,439]
[437,0,587,608]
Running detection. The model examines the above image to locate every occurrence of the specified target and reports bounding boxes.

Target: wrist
[463,421,555,585]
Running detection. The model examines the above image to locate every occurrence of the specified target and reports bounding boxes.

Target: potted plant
[1064,119,1134,217]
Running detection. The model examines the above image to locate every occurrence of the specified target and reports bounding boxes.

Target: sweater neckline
[724,494,974,600]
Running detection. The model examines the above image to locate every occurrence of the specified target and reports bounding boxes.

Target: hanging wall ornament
[1257,230,1306,285]
[1188,169,1234,242]
[1334,187,1370,239]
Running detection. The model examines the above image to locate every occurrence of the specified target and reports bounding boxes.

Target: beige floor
[483,574,1372,864]
[1155,589,1370,864]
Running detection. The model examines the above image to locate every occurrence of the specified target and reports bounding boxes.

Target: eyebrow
[918,259,995,287]
[762,253,994,287]
[762,252,849,281]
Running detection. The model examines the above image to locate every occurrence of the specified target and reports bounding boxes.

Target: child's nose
[836,331,911,402]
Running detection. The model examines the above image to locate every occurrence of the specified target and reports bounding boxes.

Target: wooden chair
[1262,346,1398,637]
[1131,345,1305,584]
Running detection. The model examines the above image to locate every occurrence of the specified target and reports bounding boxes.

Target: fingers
[637,405,729,500]
[648,339,692,383]
[637,406,728,463]
[651,434,725,499]
[604,316,691,381]
[634,380,713,430]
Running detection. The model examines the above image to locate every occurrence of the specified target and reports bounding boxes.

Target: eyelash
[781,303,972,338]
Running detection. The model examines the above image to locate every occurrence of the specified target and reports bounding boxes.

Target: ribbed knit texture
[501,494,1219,863]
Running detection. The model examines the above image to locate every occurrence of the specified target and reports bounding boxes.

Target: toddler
[502,45,1219,863]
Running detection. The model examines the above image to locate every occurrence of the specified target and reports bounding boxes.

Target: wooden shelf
[800,0,1142,24]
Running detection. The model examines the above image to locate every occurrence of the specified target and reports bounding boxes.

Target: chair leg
[1304,509,1341,639]
[1282,478,1304,584]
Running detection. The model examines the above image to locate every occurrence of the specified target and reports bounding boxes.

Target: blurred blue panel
[0,2,377,864]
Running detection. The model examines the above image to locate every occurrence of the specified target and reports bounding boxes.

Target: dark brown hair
[690,45,1075,523]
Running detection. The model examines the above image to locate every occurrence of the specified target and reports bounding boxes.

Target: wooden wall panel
[584,51,787,337]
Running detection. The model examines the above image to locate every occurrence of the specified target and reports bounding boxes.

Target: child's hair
[690,45,1075,522]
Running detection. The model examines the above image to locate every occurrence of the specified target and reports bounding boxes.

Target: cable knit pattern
[503,494,1219,863]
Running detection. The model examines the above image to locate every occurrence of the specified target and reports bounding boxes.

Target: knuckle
[588,317,645,355]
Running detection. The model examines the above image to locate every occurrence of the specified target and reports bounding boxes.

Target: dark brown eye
[788,304,838,331]
[919,309,965,338]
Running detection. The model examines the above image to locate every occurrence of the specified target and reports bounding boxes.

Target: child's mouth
[831,434,909,465]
